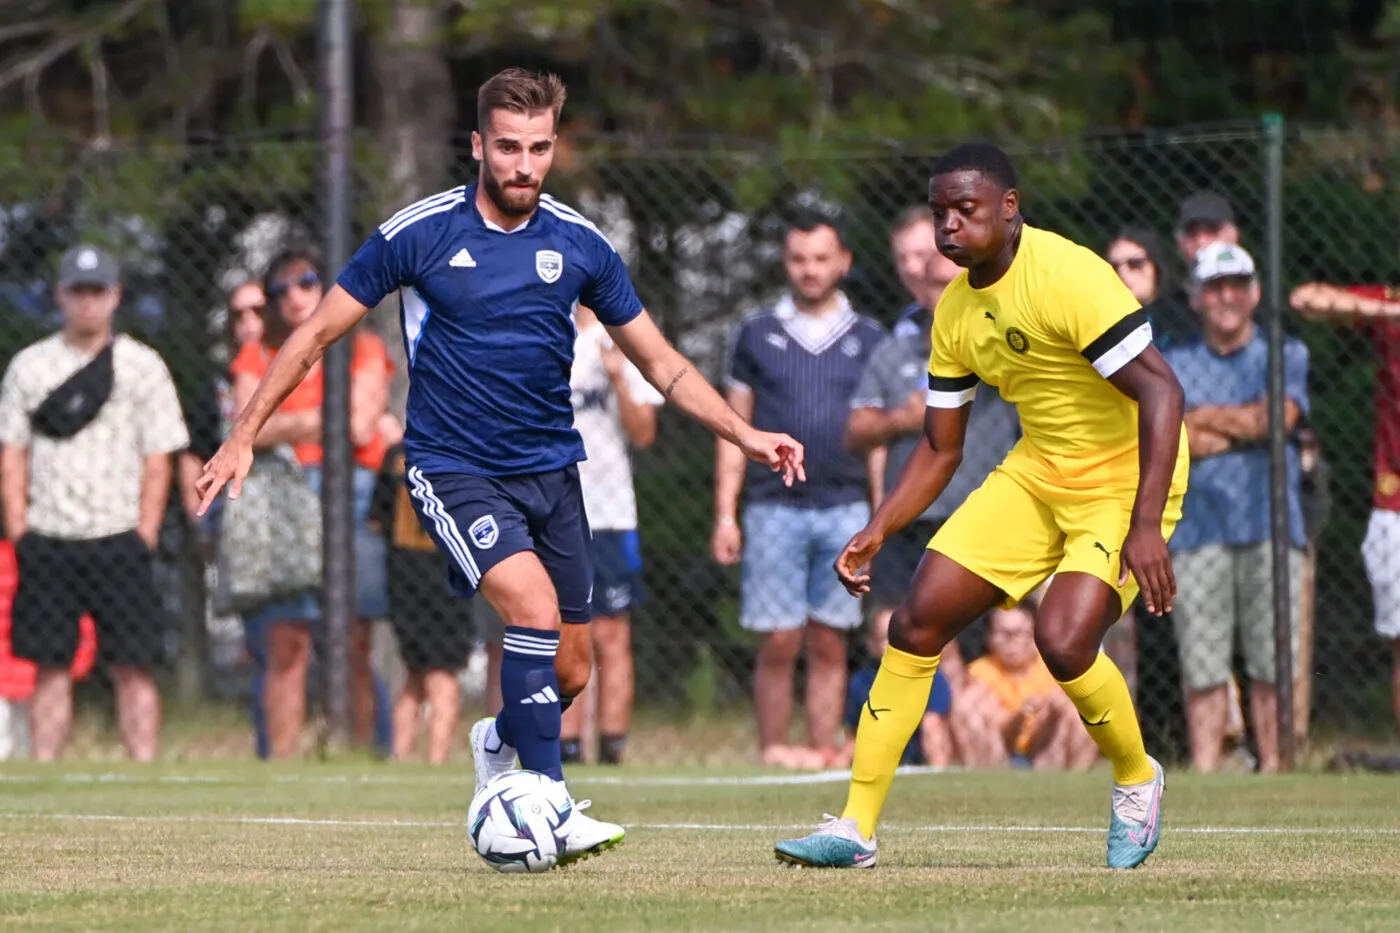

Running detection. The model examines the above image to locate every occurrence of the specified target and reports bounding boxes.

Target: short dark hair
[890,205,935,239]
[931,142,1019,191]
[477,67,567,132]
[786,209,847,249]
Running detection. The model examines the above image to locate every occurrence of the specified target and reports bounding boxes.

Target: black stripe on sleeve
[1082,308,1149,364]
[928,373,979,392]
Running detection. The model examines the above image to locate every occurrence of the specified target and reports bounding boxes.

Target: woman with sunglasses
[1105,228,1175,343]
[228,248,393,759]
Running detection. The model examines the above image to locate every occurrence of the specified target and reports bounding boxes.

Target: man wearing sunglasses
[194,67,804,866]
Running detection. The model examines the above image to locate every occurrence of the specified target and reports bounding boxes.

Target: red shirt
[1347,286,1400,511]
[230,332,393,472]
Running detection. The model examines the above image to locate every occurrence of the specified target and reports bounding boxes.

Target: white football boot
[469,717,517,794]
[556,798,625,867]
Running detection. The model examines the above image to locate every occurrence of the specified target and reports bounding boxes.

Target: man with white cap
[1161,241,1310,773]
[0,244,189,761]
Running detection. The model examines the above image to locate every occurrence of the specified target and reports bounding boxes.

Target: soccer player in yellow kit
[775,143,1189,871]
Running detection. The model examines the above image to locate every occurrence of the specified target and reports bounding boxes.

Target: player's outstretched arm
[195,285,372,514]
[607,310,805,486]
[1290,282,1400,323]
[1106,345,1185,616]
[833,404,968,595]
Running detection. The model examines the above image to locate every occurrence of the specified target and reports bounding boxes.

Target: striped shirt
[727,293,885,507]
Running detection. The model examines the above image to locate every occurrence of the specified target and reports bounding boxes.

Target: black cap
[57,245,120,289]
[1177,192,1235,232]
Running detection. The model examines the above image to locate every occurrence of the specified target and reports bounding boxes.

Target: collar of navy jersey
[772,291,859,354]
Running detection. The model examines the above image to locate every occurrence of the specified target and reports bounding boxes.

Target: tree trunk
[368,0,454,419]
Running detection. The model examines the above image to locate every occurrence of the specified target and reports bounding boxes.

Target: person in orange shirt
[228,248,393,759]
[959,600,1100,770]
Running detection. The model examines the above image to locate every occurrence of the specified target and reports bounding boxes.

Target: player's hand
[736,428,806,487]
[834,526,885,596]
[711,517,742,566]
[1119,519,1175,616]
[195,435,255,518]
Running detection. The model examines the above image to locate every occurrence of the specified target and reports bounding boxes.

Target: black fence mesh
[0,123,1396,769]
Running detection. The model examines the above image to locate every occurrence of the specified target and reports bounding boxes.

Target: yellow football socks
[1057,652,1155,785]
[841,646,939,839]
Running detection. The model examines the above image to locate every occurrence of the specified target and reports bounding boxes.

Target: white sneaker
[469,717,517,794]
[557,799,625,867]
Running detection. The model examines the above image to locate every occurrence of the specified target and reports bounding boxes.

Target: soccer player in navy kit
[197,68,805,865]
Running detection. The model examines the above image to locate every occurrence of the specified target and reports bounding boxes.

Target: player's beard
[481,165,541,217]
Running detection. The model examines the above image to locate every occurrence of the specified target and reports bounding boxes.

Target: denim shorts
[242,464,389,628]
[740,501,869,632]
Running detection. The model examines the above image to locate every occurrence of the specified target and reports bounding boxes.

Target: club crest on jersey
[536,249,563,284]
[468,515,499,550]
[1005,327,1030,354]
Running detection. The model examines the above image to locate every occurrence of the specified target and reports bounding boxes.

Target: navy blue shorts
[591,530,645,618]
[404,464,594,623]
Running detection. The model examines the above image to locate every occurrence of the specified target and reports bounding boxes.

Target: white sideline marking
[0,766,948,788]
[2,812,1399,837]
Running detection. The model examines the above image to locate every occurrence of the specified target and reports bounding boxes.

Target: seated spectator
[372,444,472,765]
[1164,242,1309,773]
[957,602,1099,771]
[832,605,956,771]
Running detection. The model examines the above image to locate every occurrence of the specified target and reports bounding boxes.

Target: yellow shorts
[929,456,1185,613]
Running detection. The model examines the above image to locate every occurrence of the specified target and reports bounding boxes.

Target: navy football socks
[499,626,564,782]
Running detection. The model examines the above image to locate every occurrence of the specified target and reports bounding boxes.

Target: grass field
[1,762,1398,932]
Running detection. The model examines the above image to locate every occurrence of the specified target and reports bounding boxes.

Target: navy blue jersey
[727,294,886,507]
[337,184,645,477]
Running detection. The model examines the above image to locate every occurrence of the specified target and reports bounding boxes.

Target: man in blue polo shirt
[712,212,885,768]
[196,67,804,865]
[1163,241,1309,775]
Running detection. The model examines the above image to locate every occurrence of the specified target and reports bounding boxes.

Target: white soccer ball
[467,770,573,873]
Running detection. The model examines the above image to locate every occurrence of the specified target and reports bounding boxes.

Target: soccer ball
[467,770,573,873]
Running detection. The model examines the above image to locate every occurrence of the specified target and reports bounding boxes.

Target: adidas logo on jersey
[520,686,560,705]
[450,248,477,268]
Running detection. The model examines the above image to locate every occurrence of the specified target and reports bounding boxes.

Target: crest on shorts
[468,515,499,550]
[1005,327,1030,354]
[535,249,563,284]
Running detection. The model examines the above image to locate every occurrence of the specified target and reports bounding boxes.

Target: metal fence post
[1262,112,1294,771]
[318,0,355,750]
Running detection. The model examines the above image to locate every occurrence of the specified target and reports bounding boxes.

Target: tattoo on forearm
[298,356,313,374]
[665,366,689,397]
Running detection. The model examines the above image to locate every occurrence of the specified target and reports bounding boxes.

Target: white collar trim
[773,292,858,354]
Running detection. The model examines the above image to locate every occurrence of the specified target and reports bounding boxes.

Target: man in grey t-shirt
[847,208,1020,673]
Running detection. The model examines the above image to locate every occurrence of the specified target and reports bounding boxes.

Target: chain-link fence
[0,122,1396,770]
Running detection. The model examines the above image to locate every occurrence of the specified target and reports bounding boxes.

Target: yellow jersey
[926,225,1189,490]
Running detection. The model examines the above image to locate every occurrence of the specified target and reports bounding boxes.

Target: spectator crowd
[0,185,1397,773]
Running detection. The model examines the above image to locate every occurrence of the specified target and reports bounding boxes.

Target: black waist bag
[30,342,115,439]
